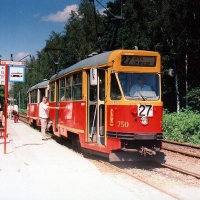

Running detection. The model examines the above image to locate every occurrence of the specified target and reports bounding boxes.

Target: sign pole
[0,60,26,154]
[4,65,8,154]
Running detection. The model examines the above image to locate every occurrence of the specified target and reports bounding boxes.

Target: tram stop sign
[0,60,26,153]
[9,66,25,82]
[0,60,26,83]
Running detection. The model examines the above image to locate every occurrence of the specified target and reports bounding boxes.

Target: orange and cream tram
[28,49,165,161]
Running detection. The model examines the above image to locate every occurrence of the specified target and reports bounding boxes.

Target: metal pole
[4,65,8,154]
[19,91,20,109]
[174,65,180,113]
[185,54,188,107]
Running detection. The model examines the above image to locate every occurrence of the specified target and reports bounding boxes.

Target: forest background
[1,0,200,143]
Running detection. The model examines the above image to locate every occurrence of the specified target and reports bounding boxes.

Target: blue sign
[9,66,25,82]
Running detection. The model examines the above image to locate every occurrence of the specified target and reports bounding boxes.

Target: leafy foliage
[1,0,200,145]
[0,86,4,106]
[163,109,200,144]
[3,0,200,113]
[19,108,27,114]
[185,87,200,110]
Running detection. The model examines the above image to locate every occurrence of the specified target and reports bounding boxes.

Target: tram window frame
[72,72,82,101]
[59,78,66,101]
[99,70,105,101]
[30,90,36,103]
[30,91,33,103]
[110,73,122,100]
[66,75,71,100]
[34,90,37,103]
[49,82,55,102]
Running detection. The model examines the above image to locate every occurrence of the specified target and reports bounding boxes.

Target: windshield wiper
[135,89,146,101]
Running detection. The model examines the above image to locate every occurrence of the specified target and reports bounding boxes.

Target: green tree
[11,0,200,113]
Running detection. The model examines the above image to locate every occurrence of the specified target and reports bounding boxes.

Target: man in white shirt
[39,97,59,140]
[130,75,152,96]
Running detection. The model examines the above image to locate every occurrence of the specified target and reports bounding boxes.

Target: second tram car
[27,49,165,161]
[27,80,49,126]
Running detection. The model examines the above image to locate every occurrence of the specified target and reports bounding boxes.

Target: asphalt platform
[0,119,175,200]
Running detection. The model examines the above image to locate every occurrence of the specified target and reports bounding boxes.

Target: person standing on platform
[0,105,4,127]
[39,97,59,140]
[7,104,10,119]
[8,104,13,119]
[11,104,14,119]
[13,103,19,123]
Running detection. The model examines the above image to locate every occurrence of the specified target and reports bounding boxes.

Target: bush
[19,109,27,115]
[163,109,200,145]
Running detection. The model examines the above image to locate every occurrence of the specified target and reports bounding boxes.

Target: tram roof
[27,80,49,93]
[50,51,112,81]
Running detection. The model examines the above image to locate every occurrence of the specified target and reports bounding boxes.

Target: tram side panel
[58,102,86,130]
[27,103,39,125]
[50,101,86,141]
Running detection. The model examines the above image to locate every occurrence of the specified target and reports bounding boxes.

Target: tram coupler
[139,146,156,156]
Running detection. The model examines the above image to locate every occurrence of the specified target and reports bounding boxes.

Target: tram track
[19,113,200,180]
[87,154,200,200]
[19,115,182,199]
[88,156,181,200]
[162,140,200,159]
[19,113,28,124]
[153,160,200,179]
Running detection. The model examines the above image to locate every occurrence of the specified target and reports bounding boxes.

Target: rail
[18,112,200,180]
[19,113,28,124]
[154,161,200,179]
[162,140,200,159]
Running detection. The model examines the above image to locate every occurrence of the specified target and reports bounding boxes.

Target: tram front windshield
[111,73,160,101]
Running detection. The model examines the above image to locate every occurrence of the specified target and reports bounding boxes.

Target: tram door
[88,69,105,145]
[37,88,46,125]
[39,89,45,102]
[55,81,59,130]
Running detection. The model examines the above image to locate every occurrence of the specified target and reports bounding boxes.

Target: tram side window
[72,72,82,100]
[34,90,37,103]
[30,91,33,103]
[40,89,45,102]
[66,76,71,100]
[49,82,55,102]
[110,73,122,100]
[30,90,36,103]
[99,70,105,101]
[60,78,65,101]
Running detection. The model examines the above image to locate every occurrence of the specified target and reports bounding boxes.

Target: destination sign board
[121,56,156,67]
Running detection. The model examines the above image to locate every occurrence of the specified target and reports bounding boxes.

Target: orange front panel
[107,105,162,134]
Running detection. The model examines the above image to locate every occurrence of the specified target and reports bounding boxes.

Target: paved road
[0,119,175,200]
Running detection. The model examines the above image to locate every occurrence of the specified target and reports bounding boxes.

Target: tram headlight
[140,116,148,125]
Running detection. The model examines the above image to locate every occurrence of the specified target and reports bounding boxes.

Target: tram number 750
[138,104,153,117]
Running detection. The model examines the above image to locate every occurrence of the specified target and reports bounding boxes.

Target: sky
[0,0,110,61]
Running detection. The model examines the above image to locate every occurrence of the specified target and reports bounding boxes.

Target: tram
[27,80,49,126]
[27,49,166,161]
